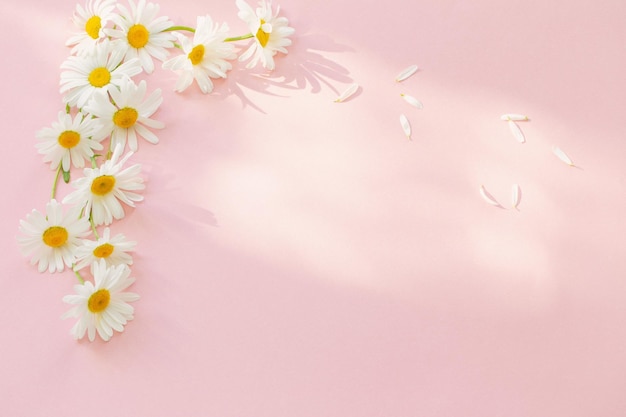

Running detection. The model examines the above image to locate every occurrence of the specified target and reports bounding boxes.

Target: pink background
[2,0,626,415]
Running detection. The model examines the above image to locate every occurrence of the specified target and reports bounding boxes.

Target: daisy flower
[236,0,295,70]
[18,199,91,273]
[105,0,176,74]
[74,227,137,271]
[65,0,117,56]
[85,76,163,151]
[162,15,236,94]
[63,144,145,226]
[62,260,139,342]
[35,110,106,172]
[60,40,142,108]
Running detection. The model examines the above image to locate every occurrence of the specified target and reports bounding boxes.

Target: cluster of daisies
[17,0,294,342]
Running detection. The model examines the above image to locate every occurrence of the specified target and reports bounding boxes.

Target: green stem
[90,155,98,169]
[107,91,117,107]
[73,267,85,284]
[165,25,196,33]
[51,164,62,200]
[225,33,254,42]
[90,216,100,239]
[163,25,251,40]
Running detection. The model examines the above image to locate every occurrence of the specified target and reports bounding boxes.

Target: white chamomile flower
[74,227,137,271]
[236,0,295,70]
[60,40,142,108]
[162,15,236,94]
[105,0,176,74]
[63,144,145,226]
[85,76,164,151]
[65,0,117,56]
[62,260,139,342]
[35,110,106,172]
[18,200,91,273]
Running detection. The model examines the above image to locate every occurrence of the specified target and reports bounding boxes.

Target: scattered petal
[399,114,411,139]
[400,94,423,109]
[395,64,419,82]
[500,114,529,121]
[512,184,522,209]
[334,83,359,103]
[552,146,575,166]
[480,185,502,208]
[508,120,526,143]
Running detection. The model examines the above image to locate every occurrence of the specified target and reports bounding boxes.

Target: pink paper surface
[2,0,626,415]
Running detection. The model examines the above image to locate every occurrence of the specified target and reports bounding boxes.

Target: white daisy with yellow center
[236,0,295,70]
[63,144,145,226]
[18,200,91,273]
[74,227,137,271]
[62,260,139,342]
[35,110,106,172]
[104,0,175,74]
[60,40,142,108]
[162,15,236,94]
[65,0,117,56]
[84,76,164,152]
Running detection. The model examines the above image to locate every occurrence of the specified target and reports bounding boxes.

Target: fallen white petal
[334,83,359,102]
[480,185,502,207]
[500,114,529,121]
[552,146,574,166]
[400,114,411,139]
[511,184,522,209]
[395,64,419,82]
[400,94,423,109]
[508,120,526,143]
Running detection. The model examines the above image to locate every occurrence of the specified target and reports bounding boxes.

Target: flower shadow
[211,33,355,111]
[136,162,219,229]
[260,33,355,94]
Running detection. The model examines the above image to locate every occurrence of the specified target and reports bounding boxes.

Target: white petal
[508,120,525,143]
[395,64,419,82]
[334,83,359,103]
[480,185,502,207]
[400,94,423,109]
[500,114,529,121]
[552,146,575,166]
[511,184,522,209]
[399,114,411,139]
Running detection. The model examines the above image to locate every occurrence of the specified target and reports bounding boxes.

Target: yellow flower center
[88,67,111,88]
[58,130,81,149]
[91,175,116,196]
[188,44,205,65]
[256,19,270,47]
[42,226,69,248]
[88,289,111,313]
[93,243,115,258]
[127,24,149,48]
[85,15,102,40]
[113,107,138,129]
